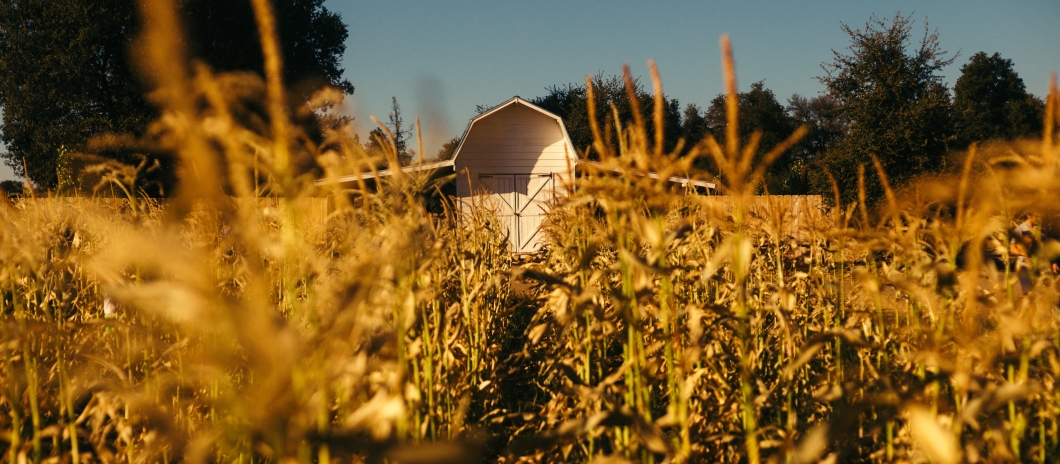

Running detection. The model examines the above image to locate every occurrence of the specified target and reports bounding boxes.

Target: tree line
[521,14,1043,204]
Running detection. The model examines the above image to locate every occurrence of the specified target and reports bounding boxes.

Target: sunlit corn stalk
[693,35,806,464]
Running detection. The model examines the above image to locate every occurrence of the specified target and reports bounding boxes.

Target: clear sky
[2,0,1058,181]
[334,0,1059,159]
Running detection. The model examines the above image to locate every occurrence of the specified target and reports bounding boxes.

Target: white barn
[449,97,577,252]
[322,97,712,253]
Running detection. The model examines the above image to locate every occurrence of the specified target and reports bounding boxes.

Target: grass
[2,2,1060,462]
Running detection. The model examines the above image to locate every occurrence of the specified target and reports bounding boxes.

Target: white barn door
[479,173,554,253]
[515,174,553,252]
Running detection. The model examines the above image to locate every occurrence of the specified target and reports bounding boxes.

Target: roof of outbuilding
[449,97,579,166]
[317,159,455,185]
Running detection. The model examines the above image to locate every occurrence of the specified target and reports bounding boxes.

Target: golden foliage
[3,3,1060,463]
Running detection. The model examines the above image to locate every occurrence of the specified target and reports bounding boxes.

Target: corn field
[3,2,1060,463]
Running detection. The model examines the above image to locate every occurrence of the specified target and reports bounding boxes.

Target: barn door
[479,175,517,249]
[515,174,553,252]
[480,174,555,252]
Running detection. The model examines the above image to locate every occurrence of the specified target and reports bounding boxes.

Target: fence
[697,195,827,239]
[6,196,333,232]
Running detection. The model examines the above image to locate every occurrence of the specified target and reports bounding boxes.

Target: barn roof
[449,96,578,167]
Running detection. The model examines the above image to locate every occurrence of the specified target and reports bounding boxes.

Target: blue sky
[334,0,1058,159]
[2,0,1058,181]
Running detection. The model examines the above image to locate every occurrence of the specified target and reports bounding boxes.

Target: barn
[448,97,578,253]
[323,96,713,253]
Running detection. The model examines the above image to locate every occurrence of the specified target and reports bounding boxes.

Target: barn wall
[454,103,576,199]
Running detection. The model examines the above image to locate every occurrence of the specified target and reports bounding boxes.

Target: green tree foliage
[0,0,152,190]
[435,137,461,161]
[0,0,352,191]
[812,13,955,206]
[952,52,1043,148]
[531,74,682,159]
[701,81,802,193]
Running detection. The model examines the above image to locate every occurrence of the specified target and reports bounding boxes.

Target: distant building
[321,97,712,253]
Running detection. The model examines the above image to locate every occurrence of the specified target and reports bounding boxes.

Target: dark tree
[387,97,414,165]
[0,0,353,191]
[702,81,801,193]
[788,94,845,159]
[0,179,24,199]
[531,74,682,159]
[181,0,353,97]
[679,103,710,153]
[364,97,413,166]
[787,94,846,191]
[0,0,152,190]
[811,13,955,205]
[952,52,1043,148]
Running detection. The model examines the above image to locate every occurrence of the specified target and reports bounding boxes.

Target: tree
[531,74,682,159]
[435,137,461,161]
[0,0,151,190]
[0,0,353,191]
[363,97,413,166]
[679,103,710,152]
[788,94,845,158]
[701,81,801,193]
[952,52,1043,148]
[787,94,846,190]
[0,179,24,199]
[811,13,955,206]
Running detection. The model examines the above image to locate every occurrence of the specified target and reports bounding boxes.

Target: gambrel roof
[449,96,578,167]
